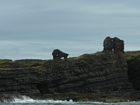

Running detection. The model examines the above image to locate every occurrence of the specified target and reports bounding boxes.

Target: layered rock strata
[0,52,137,100]
[39,53,133,94]
[0,68,46,94]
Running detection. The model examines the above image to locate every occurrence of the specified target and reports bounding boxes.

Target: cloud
[0,0,140,60]
[0,39,102,60]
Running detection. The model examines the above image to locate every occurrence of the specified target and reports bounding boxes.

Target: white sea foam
[11,95,74,104]
[3,95,140,105]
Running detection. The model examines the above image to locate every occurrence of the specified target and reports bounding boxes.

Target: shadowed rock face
[128,55,140,90]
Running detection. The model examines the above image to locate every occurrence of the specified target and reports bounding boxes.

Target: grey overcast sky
[0,0,140,60]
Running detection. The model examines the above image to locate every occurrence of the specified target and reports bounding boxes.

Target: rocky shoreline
[29,92,140,102]
[1,91,140,103]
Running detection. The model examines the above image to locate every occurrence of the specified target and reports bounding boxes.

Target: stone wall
[103,37,124,53]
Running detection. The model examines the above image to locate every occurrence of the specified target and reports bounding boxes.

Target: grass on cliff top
[0,59,46,68]
[0,59,13,68]
[0,51,140,68]
[70,51,140,61]
[13,59,46,67]
[124,51,140,61]
[69,52,105,60]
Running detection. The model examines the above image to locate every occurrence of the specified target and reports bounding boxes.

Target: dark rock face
[39,53,133,94]
[0,53,136,99]
[52,49,69,60]
[128,55,140,90]
[103,37,124,53]
[0,68,46,94]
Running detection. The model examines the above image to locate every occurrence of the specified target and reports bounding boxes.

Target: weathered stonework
[103,37,124,53]
[113,37,124,53]
[103,36,113,52]
[52,49,69,60]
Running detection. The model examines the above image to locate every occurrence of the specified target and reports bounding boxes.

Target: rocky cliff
[0,52,139,101]
[0,68,46,94]
[39,52,133,94]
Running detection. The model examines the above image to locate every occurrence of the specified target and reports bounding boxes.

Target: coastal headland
[0,37,140,102]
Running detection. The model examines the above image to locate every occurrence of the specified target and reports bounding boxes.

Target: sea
[0,95,140,105]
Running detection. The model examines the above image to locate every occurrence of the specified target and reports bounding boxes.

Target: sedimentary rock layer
[40,53,133,94]
[0,52,135,97]
[0,68,46,94]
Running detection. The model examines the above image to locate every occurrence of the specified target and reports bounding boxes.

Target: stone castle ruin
[52,36,124,60]
[103,36,124,53]
[52,49,69,60]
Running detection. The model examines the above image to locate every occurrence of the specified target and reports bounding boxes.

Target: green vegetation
[69,51,140,62]
[69,52,105,60]
[0,51,140,69]
[0,59,13,68]
[13,59,46,67]
[0,59,46,69]
[124,51,140,61]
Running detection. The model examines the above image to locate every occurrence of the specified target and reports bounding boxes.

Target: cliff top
[0,51,139,69]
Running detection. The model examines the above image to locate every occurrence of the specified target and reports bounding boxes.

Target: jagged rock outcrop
[128,55,140,90]
[38,53,133,95]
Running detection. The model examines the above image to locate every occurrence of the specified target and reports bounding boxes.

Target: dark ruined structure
[103,36,124,53]
[52,49,69,60]
[103,36,113,52]
[113,37,124,53]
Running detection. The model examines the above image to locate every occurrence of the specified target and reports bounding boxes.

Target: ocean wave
[1,95,140,105]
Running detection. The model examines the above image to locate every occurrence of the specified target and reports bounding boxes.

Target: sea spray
[10,95,76,104]
[1,95,140,105]
[5,95,104,104]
